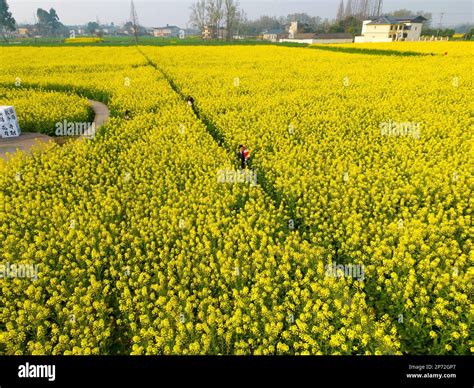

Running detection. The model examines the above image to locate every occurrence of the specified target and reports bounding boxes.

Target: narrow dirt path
[88,99,110,128]
[137,48,296,225]
[0,99,110,160]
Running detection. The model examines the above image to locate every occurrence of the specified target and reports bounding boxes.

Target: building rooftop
[288,33,353,40]
[263,29,286,35]
[154,25,181,30]
[293,33,318,39]
[366,15,428,25]
[394,16,428,23]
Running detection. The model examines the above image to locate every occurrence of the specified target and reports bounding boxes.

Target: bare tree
[206,0,223,28]
[368,0,379,16]
[189,0,207,30]
[336,0,345,21]
[224,0,245,39]
[344,0,353,18]
[342,0,380,19]
[360,0,369,18]
[190,0,245,39]
[224,0,236,39]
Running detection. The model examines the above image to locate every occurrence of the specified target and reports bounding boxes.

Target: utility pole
[437,12,444,37]
[130,0,140,45]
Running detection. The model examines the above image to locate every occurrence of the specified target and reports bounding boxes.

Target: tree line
[187,1,457,38]
[189,0,246,39]
[1,0,69,38]
[1,0,473,41]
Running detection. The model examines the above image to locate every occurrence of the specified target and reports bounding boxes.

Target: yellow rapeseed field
[0,43,472,355]
[0,87,92,135]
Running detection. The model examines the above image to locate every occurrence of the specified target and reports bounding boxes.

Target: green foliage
[0,0,15,34]
[309,45,427,57]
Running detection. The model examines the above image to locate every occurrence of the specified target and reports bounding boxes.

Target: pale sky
[9,0,474,27]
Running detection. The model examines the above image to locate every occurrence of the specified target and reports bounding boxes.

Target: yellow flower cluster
[64,37,104,44]
[141,42,473,355]
[0,43,471,355]
[337,41,473,57]
[0,87,92,136]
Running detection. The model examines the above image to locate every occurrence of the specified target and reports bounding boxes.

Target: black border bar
[0,356,471,387]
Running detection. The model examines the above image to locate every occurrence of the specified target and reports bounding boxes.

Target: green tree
[421,27,455,38]
[329,16,362,35]
[283,13,323,32]
[240,15,282,35]
[87,22,100,35]
[37,8,64,37]
[388,9,432,28]
[389,9,413,17]
[0,0,16,41]
[466,28,474,40]
[49,8,61,32]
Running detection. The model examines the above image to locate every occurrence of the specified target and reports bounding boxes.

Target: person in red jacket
[243,145,250,166]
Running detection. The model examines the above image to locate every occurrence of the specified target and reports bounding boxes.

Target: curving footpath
[0,99,110,160]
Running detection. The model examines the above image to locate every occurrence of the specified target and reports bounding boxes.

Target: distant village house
[262,29,286,42]
[278,21,353,44]
[16,26,36,38]
[153,24,181,37]
[202,25,227,40]
[355,15,427,43]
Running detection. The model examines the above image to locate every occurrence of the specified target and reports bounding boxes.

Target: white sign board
[0,106,21,138]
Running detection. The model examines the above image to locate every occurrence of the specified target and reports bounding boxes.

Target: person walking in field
[186,95,195,108]
[237,145,246,170]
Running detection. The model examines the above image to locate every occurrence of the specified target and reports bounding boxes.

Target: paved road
[0,99,110,160]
